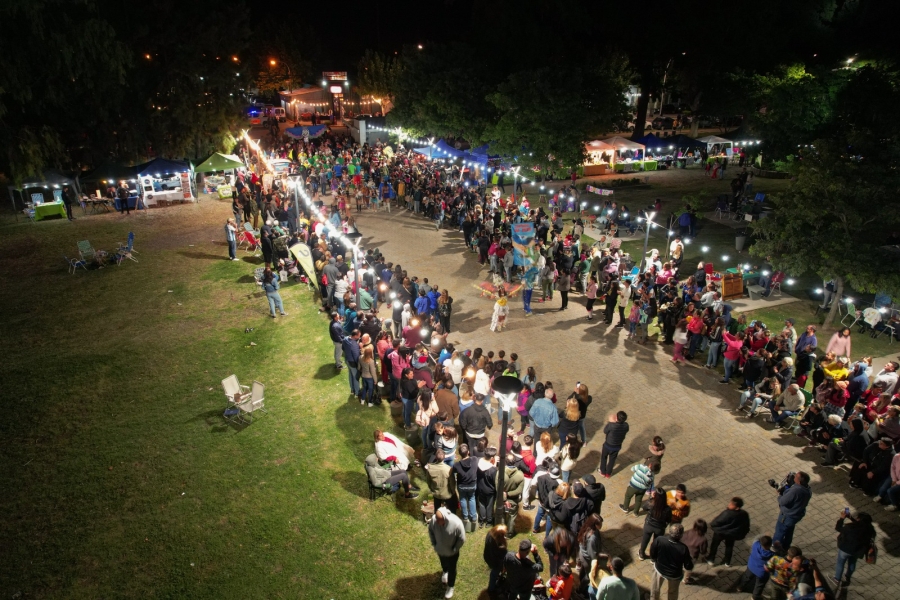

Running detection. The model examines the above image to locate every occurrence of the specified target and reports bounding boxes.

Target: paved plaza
[358,208,900,599]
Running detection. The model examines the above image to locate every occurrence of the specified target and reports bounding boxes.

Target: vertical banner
[511,222,535,268]
[289,244,317,283]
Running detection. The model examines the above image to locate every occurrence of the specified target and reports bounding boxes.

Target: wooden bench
[747,284,766,300]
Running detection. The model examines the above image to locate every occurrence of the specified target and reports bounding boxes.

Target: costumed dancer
[491,288,510,333]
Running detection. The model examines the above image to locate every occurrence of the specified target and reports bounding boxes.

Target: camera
[768,471,795,495]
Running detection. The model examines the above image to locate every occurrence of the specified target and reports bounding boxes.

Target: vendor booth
[195,153,244,198]
[697,135,734,160]
[636,134,706,167]
[79,163,141,211]
[583,140,615,175]
[603,136,647,172]
[136,158,195,208]
[8,170,80,221]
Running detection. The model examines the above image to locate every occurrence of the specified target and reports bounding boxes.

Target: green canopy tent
[195,153,244,198]
[195,153,244,173]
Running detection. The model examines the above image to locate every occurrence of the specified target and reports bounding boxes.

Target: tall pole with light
[269,59,292,93]
[638,211,658,271]
[491,375,524,525]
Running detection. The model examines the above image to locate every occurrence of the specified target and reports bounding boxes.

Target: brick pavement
[357,208,900,599]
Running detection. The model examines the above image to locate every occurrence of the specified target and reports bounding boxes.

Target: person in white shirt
[443,351,466,386]
[873,362,900,394]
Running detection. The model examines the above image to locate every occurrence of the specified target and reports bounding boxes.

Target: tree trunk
[633,93,650,140]
[824,276,843,329]
[690,119,700,138]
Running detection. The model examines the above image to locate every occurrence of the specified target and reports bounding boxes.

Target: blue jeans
[227,238,237,259]
[361,377,375,404]
[523,288,533,314]
[772,408,798,423]
[739,392,764,413]
[347,365,361,396]
[578,420,587,443]
[533,505,553,534]
[688,332,702,357]
[723,358,738,381]
[773,513,797,549]
[562,470,571,482]
[401,396,415,427]
[835,548,857,581]
[266,292,284,316]
[390,375,399,401]
[706,341,722,367]
[877,479,900,504]
[458,486,476,520]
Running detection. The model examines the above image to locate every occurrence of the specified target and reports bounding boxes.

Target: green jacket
[499,465,525,500]
[426,461,455,500]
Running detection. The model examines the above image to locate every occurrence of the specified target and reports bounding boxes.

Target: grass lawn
[0,203,498,599]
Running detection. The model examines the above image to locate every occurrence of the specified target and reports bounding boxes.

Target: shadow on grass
[386,572,444,600]
[313,363,342,381]
[332,470,369,500]
[190,407,250,433]
[178,250,226,261]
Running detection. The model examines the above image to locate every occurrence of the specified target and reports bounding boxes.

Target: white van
[270,107,286,122]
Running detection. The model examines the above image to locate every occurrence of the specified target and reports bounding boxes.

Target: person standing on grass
[329,312,345,370]
[504,539,545,600]
[598,411,629,478]
[342,329,362,399]
[428,506,466,599]
[483,524,508,595]
[225,218,238,261]
[262,268,287,318]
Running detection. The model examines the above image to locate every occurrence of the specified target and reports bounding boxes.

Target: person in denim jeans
[399,367,424,430]
[834,510,875,586]
[719,331,746,384]
[452,445,479,532]
[706,318,725,368]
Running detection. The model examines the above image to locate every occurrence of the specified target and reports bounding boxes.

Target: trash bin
[735,233,747,252]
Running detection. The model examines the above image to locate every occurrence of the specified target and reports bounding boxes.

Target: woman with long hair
[261,267,287,318]
[438,425,458,466]
[399,367,423,430]
[437,289,453,334]
[490,287,510,332]
[359,346,379,407]
[414,389,438,447]
[542,514,577,575]
[558,397,581,451]
[570,383,592,444]
[576,514,604,581]
[535,431,559,466]
[638,489,673,561]
[483,524,508,595]
[522,366,538,391]
[706,317,726,368]
[559,435,582,483]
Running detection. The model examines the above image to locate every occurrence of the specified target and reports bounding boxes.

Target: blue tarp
[433,139,466,158]
[285,125,327,139]
[662,134,707,150]
[136,158,191,177]
[635,133,667,150]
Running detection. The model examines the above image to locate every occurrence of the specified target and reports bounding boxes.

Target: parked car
[626,118,654,132]
[652,116,676,130]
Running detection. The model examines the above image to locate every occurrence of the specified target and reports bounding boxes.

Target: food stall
[195,152,245,199]
[9,170,80,221]
[136,158,195,208]
[697,135,734,161]
[583,140,615,175]
[603,136,647,172]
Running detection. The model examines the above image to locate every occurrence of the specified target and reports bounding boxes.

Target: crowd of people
[229,128,897,599]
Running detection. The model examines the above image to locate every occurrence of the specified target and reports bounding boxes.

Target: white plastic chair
[222,375,249,402]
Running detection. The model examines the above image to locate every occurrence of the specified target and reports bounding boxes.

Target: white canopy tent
[602,136,646,169]
[697,135,734,152]
[583,140,616,175]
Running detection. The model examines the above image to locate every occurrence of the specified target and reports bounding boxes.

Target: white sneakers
[441,572,448,584]
[444,587,454,598]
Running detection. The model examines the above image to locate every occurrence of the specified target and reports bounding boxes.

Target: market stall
[603,136,646,172]
[136,158,195,208]
[697,135,734,160]
[195,153,244,198]
[583,140,615,175]
[8,170,80,221]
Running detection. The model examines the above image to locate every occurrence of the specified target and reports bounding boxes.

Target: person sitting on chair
[374,429,416,471]
[365,453,419,499]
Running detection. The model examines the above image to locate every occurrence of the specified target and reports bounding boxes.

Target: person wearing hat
[849,437,896,496]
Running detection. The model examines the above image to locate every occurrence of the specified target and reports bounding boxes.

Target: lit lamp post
[637,211,659,271]
[269,59,292,92]
[344,231,363,309]
[491,375,524,524]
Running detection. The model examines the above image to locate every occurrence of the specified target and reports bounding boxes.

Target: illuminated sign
[323,71,348,81]
[329,85,343,94]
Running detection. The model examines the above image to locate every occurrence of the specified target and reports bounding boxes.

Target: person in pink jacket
[826,328,852,360]
[719,331,746,384]
[878,452,900,510]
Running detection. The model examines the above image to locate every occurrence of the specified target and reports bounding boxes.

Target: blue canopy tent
[412,145,434,159]
[285,125,327,139]
[432,139,466,160]
[635,133,667,149]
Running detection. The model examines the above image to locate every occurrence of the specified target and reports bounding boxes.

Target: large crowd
[225,129,899,600]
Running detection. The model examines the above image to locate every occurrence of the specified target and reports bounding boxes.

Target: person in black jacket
[329,312,345,369]
[598,411,629,478]
[650,523,693,600]
[822,418,869,467]
[476,447,498,528]
[639,489,673,561]
[453,444,479,533]
[833,510,875,586]
[707,497,751,567]
[503,539,544,600]
[580,474,606,514]
[483,524,508,595]
[849,437,896,495]
[459,393,494,450]
[741,353,766,392]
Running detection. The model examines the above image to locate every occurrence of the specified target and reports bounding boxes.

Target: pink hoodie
[722,332,744,360]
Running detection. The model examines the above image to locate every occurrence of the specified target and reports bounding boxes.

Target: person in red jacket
[720,331,746,384]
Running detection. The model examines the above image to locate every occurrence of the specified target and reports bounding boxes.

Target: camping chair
[241,230,261,256]
[115,232,138,265]
[77,240,97,263]
[621,266,640,283]
[235,380,267,424]
[754,193,766,202]
[783,389,814,431]
[705,262,723,283]
[222,375,249,403]
[243,222,259,237]
[769,271,786,296]
[23,206,36,222]
[840,303,861,328]
[714,197,731,220]
[64,255,87,274]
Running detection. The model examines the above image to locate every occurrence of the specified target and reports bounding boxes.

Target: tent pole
[8,186,18,222]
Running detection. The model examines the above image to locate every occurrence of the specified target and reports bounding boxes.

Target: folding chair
[243,222,259,237]
[783,390,813,431]
[840,303,861,328]
[754,193,766,202]
[769,271,786,296]
[241,231,261,256]
[705,262,722,283]
[222,375,249,403]
[24,206,36,222]
[714,197,731,220]
[115,232,138,265]
[64,255,87,274]
[77,240,97,263]
[621,266,640,283]
[235,381,267,424]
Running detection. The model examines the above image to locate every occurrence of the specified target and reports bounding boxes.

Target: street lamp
[639,211,658,271]
[269,58,293,92]
[345,231,364,309]
[491,375,524,525]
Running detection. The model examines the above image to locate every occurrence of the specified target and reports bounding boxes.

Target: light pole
[638,211,658,271]
[344,231,363,309]
[491,375,524,526]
